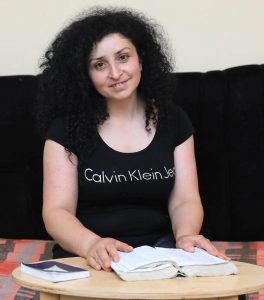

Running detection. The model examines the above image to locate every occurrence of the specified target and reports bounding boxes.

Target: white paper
[155,247,226,266]
[112,246,171,271]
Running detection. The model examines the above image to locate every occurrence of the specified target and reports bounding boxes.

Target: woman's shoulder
[163,102,195,146]
[166,102,190,122]
[46,117,67,148]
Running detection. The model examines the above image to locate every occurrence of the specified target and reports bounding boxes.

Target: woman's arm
[168,136,228,260]
[43,140,132,270]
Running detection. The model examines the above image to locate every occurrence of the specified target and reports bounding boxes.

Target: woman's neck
[106,96,144,122]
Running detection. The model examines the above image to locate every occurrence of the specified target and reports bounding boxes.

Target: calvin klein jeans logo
[84,166,175,183]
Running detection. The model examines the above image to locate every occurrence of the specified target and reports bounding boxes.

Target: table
[12,257,264,300]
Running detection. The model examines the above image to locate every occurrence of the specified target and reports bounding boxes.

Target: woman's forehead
[90,33,135,58]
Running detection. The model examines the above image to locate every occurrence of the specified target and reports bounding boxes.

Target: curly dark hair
[36,6,175,161]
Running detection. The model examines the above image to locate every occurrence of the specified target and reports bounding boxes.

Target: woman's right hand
[86,237,133,271]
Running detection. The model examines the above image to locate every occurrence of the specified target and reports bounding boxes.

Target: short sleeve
[46,118,67,147]
[173,105,195,147]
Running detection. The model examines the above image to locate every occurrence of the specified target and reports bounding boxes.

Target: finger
[200,242,219,256]
[106,244,120,262]
[180,241,195,252]
[214,251,231,261]
[193,236,214,251]
[195,238,226,258]
[203,246,230,261]
[107,241,133,263]
[183,245,195,252]
[87,256,102,271]
[96,248,112,270]
[116,241,133,253]
[176,236,195,252]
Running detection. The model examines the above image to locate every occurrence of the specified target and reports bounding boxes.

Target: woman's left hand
[176,234,230,260]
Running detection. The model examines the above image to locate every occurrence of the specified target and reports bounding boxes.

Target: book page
[112,246,171,271]
[155,247,226,266]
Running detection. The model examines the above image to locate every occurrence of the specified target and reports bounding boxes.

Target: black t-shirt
[46,105,194,256]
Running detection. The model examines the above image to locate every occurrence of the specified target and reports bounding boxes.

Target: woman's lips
[109,79,129,90]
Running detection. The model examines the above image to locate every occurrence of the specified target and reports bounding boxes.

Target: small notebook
[21,260,90,282]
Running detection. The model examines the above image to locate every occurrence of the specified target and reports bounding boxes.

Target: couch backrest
[0,64,263,240]
[173,64,264,241]
[0,75,48,239]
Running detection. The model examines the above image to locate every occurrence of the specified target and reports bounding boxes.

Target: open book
[21,261,90,282]
[111,246,238,281]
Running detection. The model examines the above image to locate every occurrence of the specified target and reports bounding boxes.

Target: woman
[37,7,228,272]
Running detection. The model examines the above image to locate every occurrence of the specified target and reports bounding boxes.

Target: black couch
[1,64,264,242]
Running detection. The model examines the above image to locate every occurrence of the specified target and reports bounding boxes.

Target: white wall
[0,0,263,75]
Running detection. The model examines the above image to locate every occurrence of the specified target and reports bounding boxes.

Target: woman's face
[88,33,142,103]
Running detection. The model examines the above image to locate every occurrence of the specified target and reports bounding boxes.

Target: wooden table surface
[12,257,264,300]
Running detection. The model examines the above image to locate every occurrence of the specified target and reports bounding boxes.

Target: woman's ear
[139,55,143,71]
[138,51,144,71]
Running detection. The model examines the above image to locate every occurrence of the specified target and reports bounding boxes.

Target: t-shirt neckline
[98,126,158,155]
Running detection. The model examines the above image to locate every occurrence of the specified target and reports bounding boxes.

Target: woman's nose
[109,63,122,79]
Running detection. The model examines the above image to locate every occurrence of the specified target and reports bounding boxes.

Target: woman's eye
[119,54,129,62]
[94,62,106,70]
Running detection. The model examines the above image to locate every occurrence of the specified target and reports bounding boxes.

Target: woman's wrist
[175,234,189,241]
[79,233,101,258]
[175,232,203,247]
[175,230,198,241]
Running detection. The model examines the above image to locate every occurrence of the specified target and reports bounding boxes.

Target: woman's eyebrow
[90,47,131,62]
[115,47,130,55]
